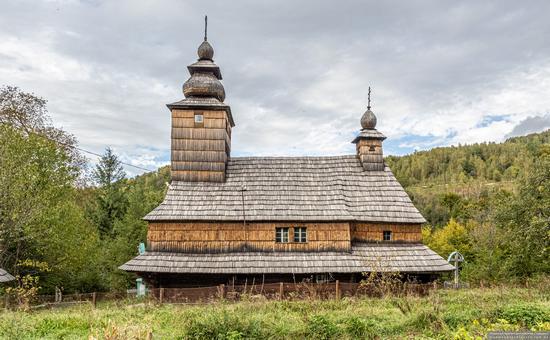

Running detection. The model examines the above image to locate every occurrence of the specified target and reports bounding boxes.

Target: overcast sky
[2,0,550,175]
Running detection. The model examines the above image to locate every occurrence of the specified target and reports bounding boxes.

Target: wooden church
[120,23,454,287]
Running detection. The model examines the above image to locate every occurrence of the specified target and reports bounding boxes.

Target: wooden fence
[149,281,436,304]
[2,281,437,309]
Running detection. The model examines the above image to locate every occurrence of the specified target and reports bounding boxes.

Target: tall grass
[0,285,548,339]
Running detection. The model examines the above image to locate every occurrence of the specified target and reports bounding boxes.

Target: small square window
[194,114,204,123]
[275,227,289,243]
[383,230,392,241]
[294,227,307,243]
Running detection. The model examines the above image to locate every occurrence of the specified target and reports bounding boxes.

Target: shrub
[497,304,549,328]
[185,310,263,340]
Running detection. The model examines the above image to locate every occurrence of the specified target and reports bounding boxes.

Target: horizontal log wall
[147,222,351,253]
[351,223,422,242]
[171,109,231,182]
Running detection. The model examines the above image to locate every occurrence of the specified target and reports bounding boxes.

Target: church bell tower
[167,17,235,182]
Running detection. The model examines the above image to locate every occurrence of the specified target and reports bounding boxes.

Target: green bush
[185,310,263,340]
[497,304,549,328]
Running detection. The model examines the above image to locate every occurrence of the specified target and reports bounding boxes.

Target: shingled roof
[120,243,454,274]
[145,155,425,224]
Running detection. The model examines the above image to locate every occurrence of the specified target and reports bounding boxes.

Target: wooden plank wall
[147,222,351,253]
[356,139,384,171]
[351,223,422,242]
[171,109,231,182]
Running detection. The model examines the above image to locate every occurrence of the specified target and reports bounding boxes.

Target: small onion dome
[183,72,225,102]
[360,109,377,130]
[197,40,214,60]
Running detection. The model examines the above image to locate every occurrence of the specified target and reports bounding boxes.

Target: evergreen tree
[88,147,128,238]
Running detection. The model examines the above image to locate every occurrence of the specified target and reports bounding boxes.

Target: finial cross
[367,86,372,110]
[204,15,208,41]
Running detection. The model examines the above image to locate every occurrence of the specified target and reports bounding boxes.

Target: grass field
[0,285,548,339]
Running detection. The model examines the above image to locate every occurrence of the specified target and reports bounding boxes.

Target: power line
[73,145,155,173]
[10,125,156,173]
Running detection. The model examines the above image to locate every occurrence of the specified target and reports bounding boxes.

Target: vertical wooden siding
[147,222,351,253]
[351,223,422,242]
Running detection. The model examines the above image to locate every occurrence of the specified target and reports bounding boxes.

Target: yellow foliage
[423,219,472,258]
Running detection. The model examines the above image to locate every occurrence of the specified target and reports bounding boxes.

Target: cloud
[2,0,550,173]
[506,114,550,138]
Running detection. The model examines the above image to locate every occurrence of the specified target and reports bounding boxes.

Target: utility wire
[71,145,155,173]
[10,125,156,173]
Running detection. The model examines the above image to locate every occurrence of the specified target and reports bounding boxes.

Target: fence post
[159,288,164,304]
[279,282,284,300]
[92,292,97,309]
[218,284,225,300]
[335,280,340,299]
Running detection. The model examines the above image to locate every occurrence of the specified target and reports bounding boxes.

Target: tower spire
[352,85,386,171]
[204,15,208,41]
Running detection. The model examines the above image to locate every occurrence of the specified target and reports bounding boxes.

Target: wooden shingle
[145,155,426,224]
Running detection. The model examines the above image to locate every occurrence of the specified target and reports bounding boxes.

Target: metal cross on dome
[367,86,372,110]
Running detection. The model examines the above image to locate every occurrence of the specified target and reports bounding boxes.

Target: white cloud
[2,0,550,174]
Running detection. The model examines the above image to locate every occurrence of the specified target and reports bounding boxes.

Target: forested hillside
[0,86,548,297]
[387,131,550,227]
[387,131,549,281]
[387,131,549,188]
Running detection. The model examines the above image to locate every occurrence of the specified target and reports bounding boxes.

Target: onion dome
[352,87,386,144]
[181,17,225,102]
[197,40,214,60]
[183,72,225,102]
[360,87,377,129]
[167,16,235,128]
[361,109,377,129]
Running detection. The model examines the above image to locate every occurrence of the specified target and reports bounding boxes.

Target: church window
[294,227,307,242]
[194,113,204,124]
[275,227,289,243]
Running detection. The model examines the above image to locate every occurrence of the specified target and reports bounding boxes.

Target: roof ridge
[230,155,358,161]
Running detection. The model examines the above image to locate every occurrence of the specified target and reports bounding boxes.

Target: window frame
[275,227,290,243]
[383,230,392,241]
[293,227,307,243]
[194,113,204,125]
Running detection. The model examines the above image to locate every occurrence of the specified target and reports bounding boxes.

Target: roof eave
[166,100,235,127]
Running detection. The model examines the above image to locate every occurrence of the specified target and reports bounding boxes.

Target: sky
[2,0,550,176]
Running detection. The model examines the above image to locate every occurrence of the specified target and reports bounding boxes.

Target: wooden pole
[4,294,8,310]
[279,282,284,300]
[159,288,165,304]
[218,284,225,299]
[335,280,341,299]
[454,257,459,289]
[260,274,265,294]
[92,292,97,309]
